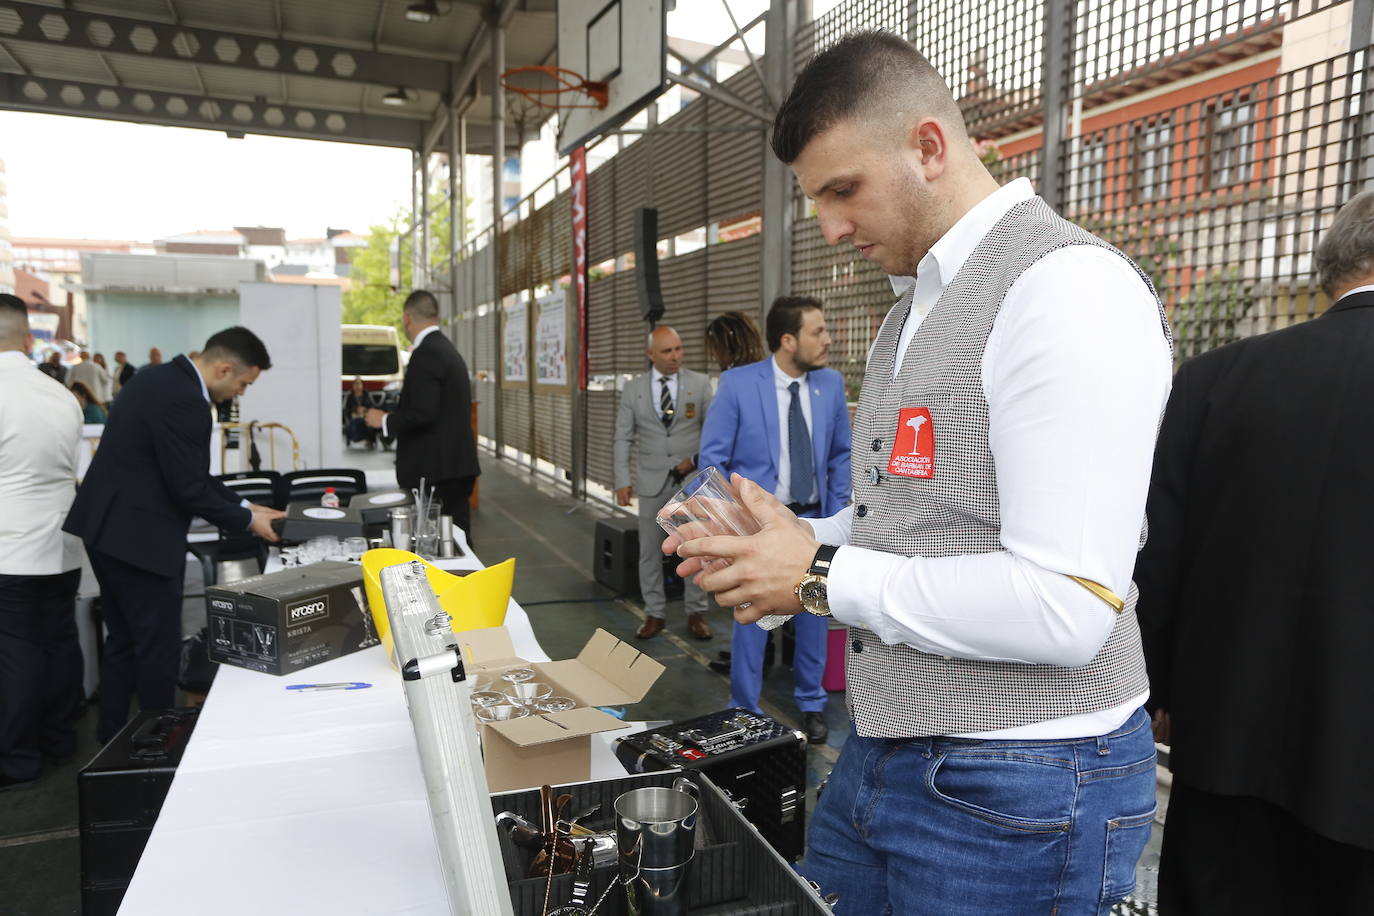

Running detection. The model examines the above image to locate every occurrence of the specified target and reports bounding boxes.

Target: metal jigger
[439,514,457,558]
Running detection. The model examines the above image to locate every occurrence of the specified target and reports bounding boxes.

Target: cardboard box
[206,561,376,676]
[459,626,665,793]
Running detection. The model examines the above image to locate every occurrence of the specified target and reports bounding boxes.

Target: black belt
[786,501,820,516]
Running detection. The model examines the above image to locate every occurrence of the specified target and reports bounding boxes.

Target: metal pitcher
[615,776,699,916]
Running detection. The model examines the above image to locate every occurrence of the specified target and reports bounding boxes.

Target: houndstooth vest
[845,196,1172,737]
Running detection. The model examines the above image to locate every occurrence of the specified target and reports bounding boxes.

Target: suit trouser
[0,570,84,779]
[430,476,477,542]
[87,550,183,744]
[729,612,827,714]
[637,481,707,619]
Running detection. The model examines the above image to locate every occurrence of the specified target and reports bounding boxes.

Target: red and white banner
[570,146,589,390]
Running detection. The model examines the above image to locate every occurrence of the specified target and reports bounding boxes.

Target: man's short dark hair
[0,293,29,349]
[772,30,966,164]
[403,289,440,321]
[766,296,823,352]
[202,326,271,371]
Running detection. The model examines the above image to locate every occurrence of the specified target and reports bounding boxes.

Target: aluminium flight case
[614,708,808,862]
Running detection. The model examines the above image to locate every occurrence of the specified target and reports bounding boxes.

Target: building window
[1077,133,1109,212]
[1210,95,1256,188]
[1135,117,1172,202]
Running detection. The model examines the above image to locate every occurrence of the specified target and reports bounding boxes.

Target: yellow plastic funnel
[361,548,514,665]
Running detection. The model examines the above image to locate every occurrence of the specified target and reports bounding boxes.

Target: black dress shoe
[802,712,829,745]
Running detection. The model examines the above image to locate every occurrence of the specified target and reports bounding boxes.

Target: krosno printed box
[206,561,375,675]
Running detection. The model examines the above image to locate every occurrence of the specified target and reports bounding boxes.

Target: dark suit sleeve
[150,394,254,531]
[1134,358,1208,714]
[826,375,853,509]
[385,348,441,439]
[697,377,738,472]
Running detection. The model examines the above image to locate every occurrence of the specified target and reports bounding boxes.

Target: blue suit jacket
[698,358,852,517]
[64,354,252,577]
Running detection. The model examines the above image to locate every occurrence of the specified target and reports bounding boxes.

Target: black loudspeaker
[593,517,639,595]
[79,708,200,916]
[633,207,665,324]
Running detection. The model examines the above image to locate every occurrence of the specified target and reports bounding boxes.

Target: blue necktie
[788,380,814,506]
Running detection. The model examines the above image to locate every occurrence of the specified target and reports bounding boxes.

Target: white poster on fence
[503,301,528,383]
[534,288,567,386]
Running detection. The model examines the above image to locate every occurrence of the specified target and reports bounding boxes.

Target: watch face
[799,577,828,613]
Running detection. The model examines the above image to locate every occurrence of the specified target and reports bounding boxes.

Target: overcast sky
[0,0,838,242]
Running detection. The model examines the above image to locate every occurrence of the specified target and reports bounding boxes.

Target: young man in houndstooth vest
[670,31,1173,913]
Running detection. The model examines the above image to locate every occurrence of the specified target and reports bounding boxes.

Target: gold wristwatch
[795,545,838,616]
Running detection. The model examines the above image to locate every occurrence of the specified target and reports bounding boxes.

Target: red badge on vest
[888,407,935,478]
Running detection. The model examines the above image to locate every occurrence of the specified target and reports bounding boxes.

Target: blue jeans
[802,706,1157,915]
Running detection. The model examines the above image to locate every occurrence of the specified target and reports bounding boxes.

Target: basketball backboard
[556,0,667,156]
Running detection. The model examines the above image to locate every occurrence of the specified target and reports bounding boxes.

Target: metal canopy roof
[0,0,557,154]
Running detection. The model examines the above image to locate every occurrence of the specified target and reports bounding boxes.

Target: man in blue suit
[65,327,283,743]
[698,296,851,743]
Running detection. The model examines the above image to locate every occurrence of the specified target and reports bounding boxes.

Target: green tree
[341,213,409,335]
[342,191,466,335]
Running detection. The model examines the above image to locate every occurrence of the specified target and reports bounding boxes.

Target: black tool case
[78,707,200,916]
[490,769,830,915]
[614,709,808,862]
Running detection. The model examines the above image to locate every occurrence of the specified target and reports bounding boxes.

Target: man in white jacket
[0,293,85,791]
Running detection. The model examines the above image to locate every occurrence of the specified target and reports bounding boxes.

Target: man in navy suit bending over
[698,296,852,743]
[66,327,283,743]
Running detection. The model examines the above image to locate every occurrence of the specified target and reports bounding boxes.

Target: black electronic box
[614,708,808,862]
[78,707,200,916]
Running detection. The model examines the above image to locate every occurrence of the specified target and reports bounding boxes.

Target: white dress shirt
[808,178,1172,738]
[772,356,817,505]
[381,324,441,438]
[651,367,678,417]
[0,350,85,575]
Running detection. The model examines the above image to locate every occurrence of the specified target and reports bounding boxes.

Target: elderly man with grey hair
[613,325,714,640]
[1133,189,1374,911]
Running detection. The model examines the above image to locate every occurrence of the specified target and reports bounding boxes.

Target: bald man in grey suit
[614,326,714,640]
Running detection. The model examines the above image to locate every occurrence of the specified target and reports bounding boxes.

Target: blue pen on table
[286,681,372,692]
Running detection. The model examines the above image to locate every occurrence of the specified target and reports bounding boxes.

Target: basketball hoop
[499,65,609,111]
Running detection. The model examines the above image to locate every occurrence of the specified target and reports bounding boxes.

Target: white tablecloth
[118,548,639,915]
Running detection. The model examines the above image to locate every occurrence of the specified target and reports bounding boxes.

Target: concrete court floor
[0,443,1160,914]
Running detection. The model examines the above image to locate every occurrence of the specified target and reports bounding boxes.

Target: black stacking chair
[188,470,283,587]
[276,468,368,507]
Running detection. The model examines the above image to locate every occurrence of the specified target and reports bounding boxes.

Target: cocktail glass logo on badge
[887,407,935,479]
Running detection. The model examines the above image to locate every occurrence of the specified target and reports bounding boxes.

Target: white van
[341,324,405,393]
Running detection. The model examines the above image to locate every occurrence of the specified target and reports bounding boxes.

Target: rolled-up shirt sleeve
[822,247,1172,667]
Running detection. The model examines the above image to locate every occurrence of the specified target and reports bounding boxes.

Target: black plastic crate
[490,770,829,915]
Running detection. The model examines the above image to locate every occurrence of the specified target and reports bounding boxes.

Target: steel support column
[410,150,421,292]
[420,151,431,289]
[491,24,506,458]
[761,0,801,317]
[1345,0,1374,195]
[1039,0,1074,211]
[448,112,460,320]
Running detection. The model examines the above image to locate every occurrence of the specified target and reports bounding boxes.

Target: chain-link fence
[438,0,1372,484]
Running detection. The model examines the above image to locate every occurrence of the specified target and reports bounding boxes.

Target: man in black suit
[1134,190,1374,911]
[65,327,284,743]
[365,290,480,538]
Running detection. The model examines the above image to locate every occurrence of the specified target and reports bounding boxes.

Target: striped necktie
[659,377,674,428]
